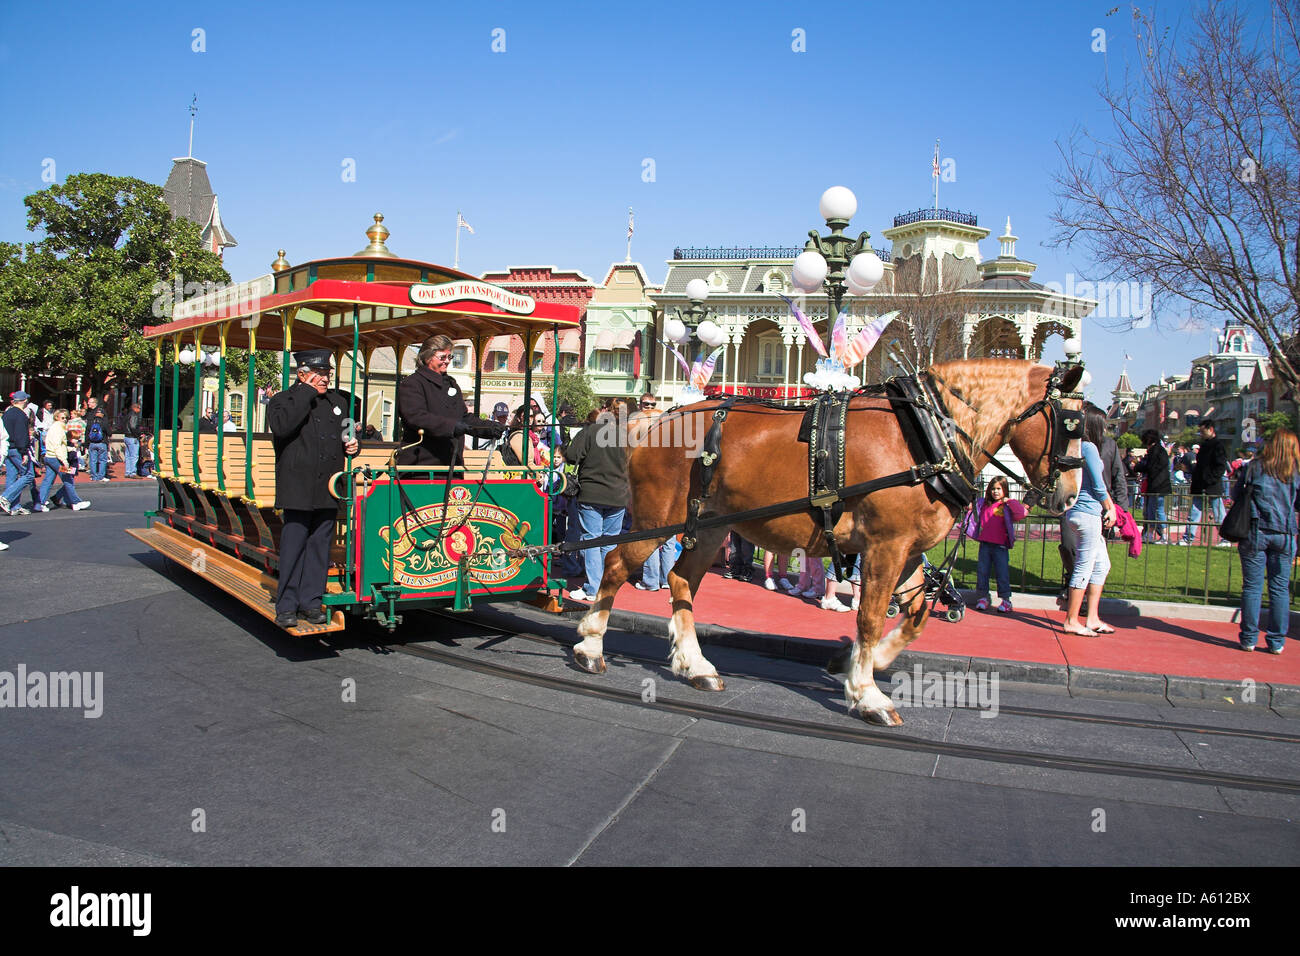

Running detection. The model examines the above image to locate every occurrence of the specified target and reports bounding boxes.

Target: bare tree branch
[1051,1,1300,389]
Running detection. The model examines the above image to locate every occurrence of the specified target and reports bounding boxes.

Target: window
[451,346,469,370]
[532,352,545,372]
[381,398,393,437]
[228,393,244,428]
[592,351,632,374]
[757,338,785,378]
[490,352,510,372]
[561,353,580,373]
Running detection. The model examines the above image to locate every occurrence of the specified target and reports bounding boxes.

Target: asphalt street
[0,482,1297,867]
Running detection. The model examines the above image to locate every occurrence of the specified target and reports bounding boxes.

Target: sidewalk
[560,568,1300,712]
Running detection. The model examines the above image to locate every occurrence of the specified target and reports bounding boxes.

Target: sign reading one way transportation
[409,280,536,315]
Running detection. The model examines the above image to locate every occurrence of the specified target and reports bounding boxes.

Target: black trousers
[728,533,755,578]
[275,508,336,614]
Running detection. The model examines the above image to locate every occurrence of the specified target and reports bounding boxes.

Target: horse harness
[509,363,1083,562]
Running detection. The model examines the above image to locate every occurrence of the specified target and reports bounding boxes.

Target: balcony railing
[892,208,979,228]
[671,246,892,264]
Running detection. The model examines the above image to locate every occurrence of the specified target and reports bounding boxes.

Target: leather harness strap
[806,392,851,580]
[682,397,738,550]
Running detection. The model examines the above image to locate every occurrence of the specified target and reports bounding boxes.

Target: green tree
[555,367,598,420]
[1116,430,1142,450]
[1175,425,1201,447]
[1258,410,1297,439]
[0,173,230,398]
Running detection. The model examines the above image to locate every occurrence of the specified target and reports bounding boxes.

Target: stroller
[886,554,965,623]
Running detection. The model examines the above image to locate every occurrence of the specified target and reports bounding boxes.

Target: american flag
[932,140,940,179]
[457,213,474,235]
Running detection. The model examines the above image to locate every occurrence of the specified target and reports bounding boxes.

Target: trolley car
[127,214,580,636]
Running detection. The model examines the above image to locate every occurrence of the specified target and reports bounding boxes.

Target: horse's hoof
[573,650,607,675]
[826,644,852,676]
[688,674,726,692]
[854,706,903,727]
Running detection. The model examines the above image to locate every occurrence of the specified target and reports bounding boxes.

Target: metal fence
[938,486,1298,609]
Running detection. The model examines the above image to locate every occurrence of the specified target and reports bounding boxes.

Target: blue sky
[0,0,1265,403]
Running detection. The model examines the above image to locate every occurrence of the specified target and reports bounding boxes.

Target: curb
[560,603,1300,713]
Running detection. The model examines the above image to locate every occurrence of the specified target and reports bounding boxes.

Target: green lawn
[927,535,1295,609]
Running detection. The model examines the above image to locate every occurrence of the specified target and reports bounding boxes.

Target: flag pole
[454,210,461,271]
[626,207,634,263]
[932,139,940,211]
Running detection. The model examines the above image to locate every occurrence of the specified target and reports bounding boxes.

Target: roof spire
[187,94,197,159]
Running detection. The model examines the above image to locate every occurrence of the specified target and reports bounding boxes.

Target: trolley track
[384,613,1300,796]
[415,608,1300,746]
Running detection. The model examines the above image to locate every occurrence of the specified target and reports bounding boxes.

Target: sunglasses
[641,402,656,408]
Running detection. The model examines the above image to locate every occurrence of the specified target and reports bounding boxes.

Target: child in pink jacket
[970,476,1028,612]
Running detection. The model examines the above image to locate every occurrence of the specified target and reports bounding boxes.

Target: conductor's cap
[294,349,333,372]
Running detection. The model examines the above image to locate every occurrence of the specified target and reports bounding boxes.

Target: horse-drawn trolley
[127,215,579,636]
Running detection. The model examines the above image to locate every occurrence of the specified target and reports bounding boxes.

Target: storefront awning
[594,328,636,350]
[486,335,512,353]
[558,329,581,354]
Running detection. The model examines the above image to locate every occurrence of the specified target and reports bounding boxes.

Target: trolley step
[126,524,346,636]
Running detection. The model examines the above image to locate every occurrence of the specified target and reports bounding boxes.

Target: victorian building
[1128,320,1272,448]
[163,157,237,259]
[648,210,1096,403]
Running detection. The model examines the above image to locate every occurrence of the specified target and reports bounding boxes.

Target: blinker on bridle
[930,363,1084,510]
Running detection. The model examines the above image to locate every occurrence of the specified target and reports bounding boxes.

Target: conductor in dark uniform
[267,349,360,627]
[397,334,506,466]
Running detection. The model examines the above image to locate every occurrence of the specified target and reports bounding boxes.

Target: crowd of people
[1,389,156,520]
[1124,418,1242,546]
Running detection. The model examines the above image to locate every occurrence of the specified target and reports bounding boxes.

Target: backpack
[88,420,104,443]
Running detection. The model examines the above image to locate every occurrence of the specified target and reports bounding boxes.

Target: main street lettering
[173,274,274,320]
[410,280,536,314]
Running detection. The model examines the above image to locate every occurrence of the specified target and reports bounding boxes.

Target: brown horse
[570,359,1084,726]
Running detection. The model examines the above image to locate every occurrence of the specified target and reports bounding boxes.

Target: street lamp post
[663,277,728,395]
[789,186,885,355]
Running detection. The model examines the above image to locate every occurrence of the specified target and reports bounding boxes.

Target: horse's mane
[928,359,1044,457]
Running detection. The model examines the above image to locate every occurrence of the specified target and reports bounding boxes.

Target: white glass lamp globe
[792,251,828,291]
[1063,337,1082,359]
[1079,369,1093,387]
[664,318,686,343]
[847,252,884,290]
[845,278,870,297]
[685,278,710,302]
[695,319,722,347]
[178,347,195,365]
[203,351,220,367]
[819,186,857,221]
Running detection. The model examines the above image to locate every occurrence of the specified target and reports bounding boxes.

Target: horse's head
[1005,363,1086,516]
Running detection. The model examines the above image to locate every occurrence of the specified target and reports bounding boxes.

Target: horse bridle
[928,363,1084,510]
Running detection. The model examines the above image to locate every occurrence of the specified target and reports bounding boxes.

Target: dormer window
[707,271,730,293]
[763,270,787,295]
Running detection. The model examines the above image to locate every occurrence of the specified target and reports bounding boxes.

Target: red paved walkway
[589,569,1299,686]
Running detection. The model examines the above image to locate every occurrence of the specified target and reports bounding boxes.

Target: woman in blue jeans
[1235,428,1300,654]
[1062,412,1119,636]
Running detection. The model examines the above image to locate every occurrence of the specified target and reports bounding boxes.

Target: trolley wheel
[945,607,964,623]
[886,600,900,619]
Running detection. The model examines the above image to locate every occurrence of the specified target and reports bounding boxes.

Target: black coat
[1191,436,1228,495]
[396,366,497,466]
[267,382,355,511]
[1135,443,1172,495]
